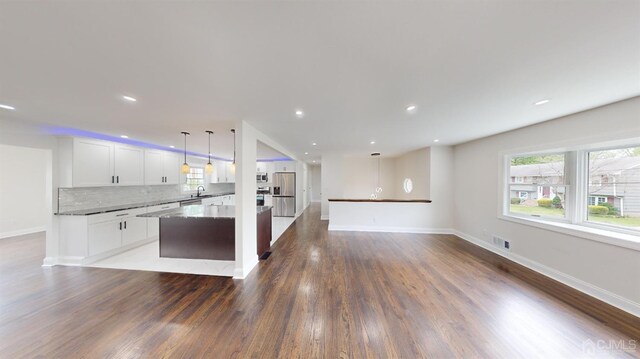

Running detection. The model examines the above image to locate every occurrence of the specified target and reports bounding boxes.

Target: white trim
[0,226,46,239]
[54,256,85,266]
[42,256,57,266]
[81,237,158,265]
[453,230,640,318]
[233,257,259,279]
[500,214,640,251]
[328,224,453,234]
[320,215,329,221]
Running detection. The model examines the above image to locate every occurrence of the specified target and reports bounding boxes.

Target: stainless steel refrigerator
[272,172,295,217]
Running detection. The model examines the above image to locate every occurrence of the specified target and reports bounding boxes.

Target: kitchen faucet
[196,186,205,197]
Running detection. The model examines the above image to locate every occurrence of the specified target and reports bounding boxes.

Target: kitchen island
[139,205,272,260]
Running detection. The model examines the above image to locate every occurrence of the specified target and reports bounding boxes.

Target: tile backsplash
[58,183,235,213]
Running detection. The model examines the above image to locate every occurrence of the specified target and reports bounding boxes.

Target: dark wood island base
[140,205,273,261]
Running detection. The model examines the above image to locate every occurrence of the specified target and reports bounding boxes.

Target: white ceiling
[0,1,638,163]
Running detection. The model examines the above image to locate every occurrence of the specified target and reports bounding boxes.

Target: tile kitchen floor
[87,215,296,276]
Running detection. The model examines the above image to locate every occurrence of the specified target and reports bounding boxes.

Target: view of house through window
[184,167,205,191]
[587,146,640,229]
[508,153,566,218]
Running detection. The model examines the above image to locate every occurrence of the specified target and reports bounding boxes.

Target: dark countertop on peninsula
[328,198,432,203]
[139,204,272,219]
[56,192,235,216]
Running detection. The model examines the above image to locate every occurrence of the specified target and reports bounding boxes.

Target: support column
[233,120,258,278]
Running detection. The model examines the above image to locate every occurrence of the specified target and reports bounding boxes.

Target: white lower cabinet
[122,216,148,246]
[88,220,122,256]
[146,203,180,238]
[201,194,235,206]
[87,207,148,256]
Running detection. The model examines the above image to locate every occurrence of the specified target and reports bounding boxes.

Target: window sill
[499,214,640,252]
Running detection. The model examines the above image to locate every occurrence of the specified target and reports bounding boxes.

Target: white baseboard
[42,256,57,266]
[452,230,640,319]
[329,224,453,234]
[233,257,259,279]
[320,215,329,221]
[0,226,46,239]
[55,256,84,266]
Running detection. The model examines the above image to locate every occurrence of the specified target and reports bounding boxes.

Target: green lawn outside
[510,204,640,228]
[510,204,564,217]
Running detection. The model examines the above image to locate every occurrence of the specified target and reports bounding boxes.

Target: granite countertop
[138,204,272,219]
[56,192,235,216]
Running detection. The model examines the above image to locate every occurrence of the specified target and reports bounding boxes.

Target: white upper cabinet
[144,150,181,185]
[70,138,142,187]
[163,152,181,185]
[256,162,267,173]
[71,138,115,187]
[144,149,165,185]
[114,144,144,185]
[274,160,294,172]
[226,162,236,183]
[212,160,235,183]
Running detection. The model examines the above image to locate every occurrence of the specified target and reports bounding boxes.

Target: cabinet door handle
[124,221,127,229]
[119,222,122,230]
[116,176,119,183]
[112,175,115,183]
[116,213,129,217]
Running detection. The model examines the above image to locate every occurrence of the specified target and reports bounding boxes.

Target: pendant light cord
[231,129,236,164]
[377,156,380,188]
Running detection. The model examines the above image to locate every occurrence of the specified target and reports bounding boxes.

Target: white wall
[453,96,640,313]
[323,147,451,230]
[343,156,397,200]
[321,154,344,220]
[0,117,57,262]
[394,147,430,200]
[0,144,49,237]
[310,165,321,202]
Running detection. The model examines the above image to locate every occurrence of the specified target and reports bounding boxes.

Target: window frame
[500,139,640,250]
[504,151,571,223]
[183,166,205,192]
[577,146,640,236]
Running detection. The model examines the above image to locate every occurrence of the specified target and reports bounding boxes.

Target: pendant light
[205,130,214,174]
[229,129,236,173]
[370,152,382,199]
[180,131,190,174]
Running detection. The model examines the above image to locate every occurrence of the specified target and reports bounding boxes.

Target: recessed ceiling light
[122,95,137,102]
[312,160,316,163]
[169,145,175,148]
[406,104,417,113]
[295,109,304,118]
[312,142,317,146]
[304,152,309,155]
[120,135,129,139]
[534,99,550,106]
[434,139,440,143]
[370,141,376,145]
[0,104,16,110]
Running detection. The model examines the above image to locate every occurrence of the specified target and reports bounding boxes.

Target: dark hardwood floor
[1,203,638,358]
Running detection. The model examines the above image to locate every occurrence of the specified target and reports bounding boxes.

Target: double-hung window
[585,146,640,232]
[507,153,567,220]
[184,167,205,191]
[503,143,640,238]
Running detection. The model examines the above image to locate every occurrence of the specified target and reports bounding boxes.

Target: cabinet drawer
[146,203,179,213]
[88,207,147,224]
